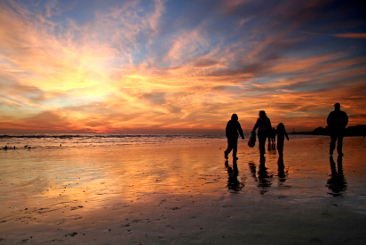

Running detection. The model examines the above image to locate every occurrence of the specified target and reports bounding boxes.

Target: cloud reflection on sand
[0,136,366,243]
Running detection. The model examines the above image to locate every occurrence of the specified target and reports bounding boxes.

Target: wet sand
[1,136,366,244]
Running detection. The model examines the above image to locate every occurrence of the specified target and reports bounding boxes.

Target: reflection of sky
[0,0,365,133]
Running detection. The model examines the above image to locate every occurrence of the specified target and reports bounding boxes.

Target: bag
[248,132,256,148]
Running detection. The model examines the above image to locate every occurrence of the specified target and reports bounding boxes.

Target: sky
[0,0,365,134]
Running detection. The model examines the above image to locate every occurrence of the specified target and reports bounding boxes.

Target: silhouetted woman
[252,110,272,158]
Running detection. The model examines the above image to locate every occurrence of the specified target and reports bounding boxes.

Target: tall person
[224,114,245,160]
[252,110,272,158]
[327,103,348,156]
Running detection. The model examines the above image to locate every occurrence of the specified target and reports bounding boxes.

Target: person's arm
[252,119,259,132]
[225,122,229,138]
[284,129,289,141]
[237,122,244,139]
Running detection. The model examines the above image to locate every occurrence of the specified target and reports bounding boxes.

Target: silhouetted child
[276,123,289,156]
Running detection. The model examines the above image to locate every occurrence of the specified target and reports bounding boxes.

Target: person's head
[334,103,341,110]
[231,114,238,121]
[277,123,284,129]
[259,110,267,118]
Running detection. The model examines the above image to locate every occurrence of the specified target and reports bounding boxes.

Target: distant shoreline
[291,124,366,137]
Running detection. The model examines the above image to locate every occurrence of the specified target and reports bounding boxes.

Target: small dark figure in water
[327,103,348,156]
[224,114,245,160]
[252,110,272,158]
[276,123,289,157]
[269,127,276,143]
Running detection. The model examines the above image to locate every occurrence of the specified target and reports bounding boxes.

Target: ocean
[0,133,328,149]
[0,133,226,149]
[1,134,365,244]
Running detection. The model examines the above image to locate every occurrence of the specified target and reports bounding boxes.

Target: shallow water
[0,135,366,244]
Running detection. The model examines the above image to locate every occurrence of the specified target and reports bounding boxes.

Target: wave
[0,133,225,139]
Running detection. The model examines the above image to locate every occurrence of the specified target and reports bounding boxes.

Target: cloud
[0,0,365,133]
[333,33,366,39]
[193,59,219,68]
[139,92,166,106]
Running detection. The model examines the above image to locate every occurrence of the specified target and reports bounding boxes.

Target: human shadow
[277,156,288,184]
[248,161,257,182]
[257,157,272,194]
[327,156,347,196]
[225,160,244,191]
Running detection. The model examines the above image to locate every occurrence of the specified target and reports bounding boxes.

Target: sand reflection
[327,156,347,196]
[225,160,245,192]
[0,137,366,244]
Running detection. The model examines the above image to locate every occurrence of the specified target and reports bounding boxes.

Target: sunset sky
[0,0,365,134]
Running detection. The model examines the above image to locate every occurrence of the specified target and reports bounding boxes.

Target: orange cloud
[0,0,365,134]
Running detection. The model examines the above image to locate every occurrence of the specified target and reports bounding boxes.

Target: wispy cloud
[333,33,366,39]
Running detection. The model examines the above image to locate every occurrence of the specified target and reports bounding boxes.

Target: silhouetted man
[224,114,244,160]
[327,103,348,156]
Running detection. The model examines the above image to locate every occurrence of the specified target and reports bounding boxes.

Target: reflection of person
[327,103,348,156]
[257,157,272,195]
[248,161,257,182]
[327,156,347,196]
[252,111,272,158]
[276,123,289,157]
[277,156,286,181]
[225,160,244,191]
[248,159,272,195]
[224,114,244,160]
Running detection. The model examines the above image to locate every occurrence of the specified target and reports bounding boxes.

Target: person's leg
[232,141,238,159]
[337,135,344,155]
[330,135,337,155]
[258,131,267,156]
[228,138,238,158]
[277,140,284,156]
[225,138,234,159]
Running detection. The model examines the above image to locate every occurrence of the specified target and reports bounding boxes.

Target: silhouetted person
[327,156,347,196]
[267,140,272,152]
[269,127,276,143]
[224,114,244,160]
[276,123,289,157]
[252,111,271,158]
[327,103,348,156]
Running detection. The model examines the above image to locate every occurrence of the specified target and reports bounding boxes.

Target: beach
[1,135,366,244]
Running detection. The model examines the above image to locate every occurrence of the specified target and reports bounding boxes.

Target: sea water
[0,134,366,244]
